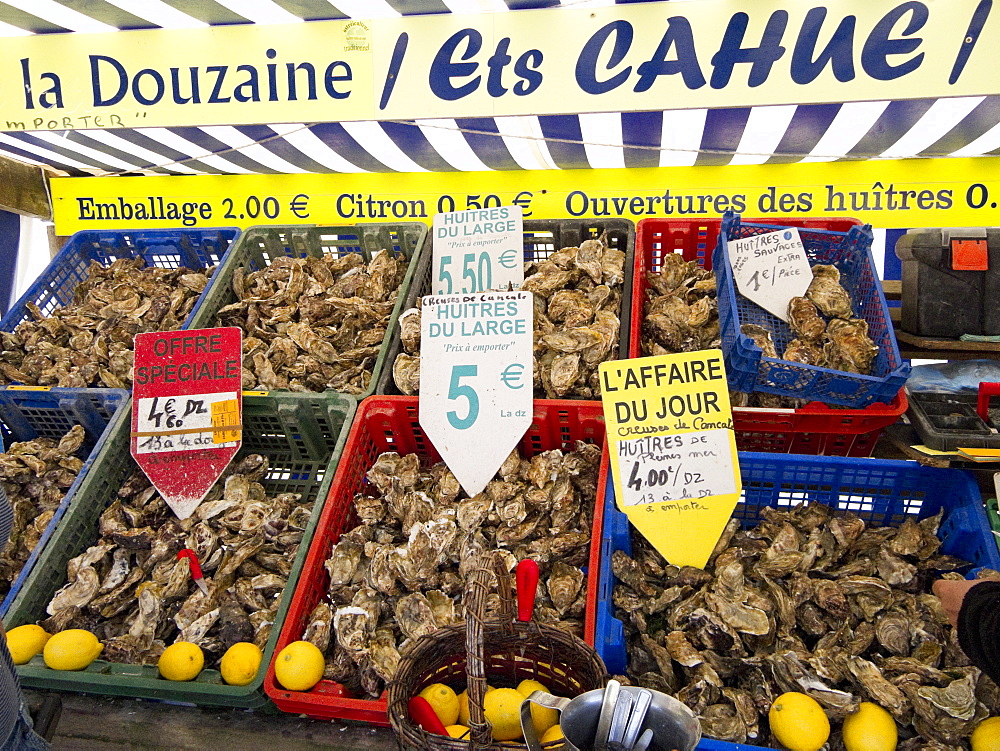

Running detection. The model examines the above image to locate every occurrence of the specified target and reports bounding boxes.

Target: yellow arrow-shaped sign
[599,350,742,569]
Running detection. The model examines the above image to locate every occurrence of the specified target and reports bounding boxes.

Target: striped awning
[1,0,999,177]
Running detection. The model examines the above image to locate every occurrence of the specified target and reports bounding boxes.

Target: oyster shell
[319,442,599,698]
[786,296,826,342]
[806,264,853,319]
[609,501,992,747]
[0,260,215,388]
[740,324,777,358]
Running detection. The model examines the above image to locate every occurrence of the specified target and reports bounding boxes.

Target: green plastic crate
[186,223,427,400]
[6,392,356,709]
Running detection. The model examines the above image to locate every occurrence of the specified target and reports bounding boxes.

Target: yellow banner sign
[599,351,742,569]
[4,0,998,131]
[51,157,1000,234]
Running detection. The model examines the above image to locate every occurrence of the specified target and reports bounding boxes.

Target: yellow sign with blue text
[3,0,997,131]
[599,351,742,569]
[51,157,1000,235]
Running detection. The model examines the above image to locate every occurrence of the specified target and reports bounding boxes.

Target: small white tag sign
[728,228,812,321]
[419,291,533,497]
[432,206,524,294]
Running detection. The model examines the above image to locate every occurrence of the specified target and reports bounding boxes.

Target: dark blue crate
[595,452,1000,751]
[0,228,240,336]
[0,387,129,616]
[714,212,910,408]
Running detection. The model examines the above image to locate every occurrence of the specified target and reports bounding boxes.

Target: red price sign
[131,327,243,520]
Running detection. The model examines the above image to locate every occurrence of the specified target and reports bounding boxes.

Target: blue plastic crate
[0,227,240,337]
[714,212,910,408]
[595,452,1000,751]
[0,386,129,616]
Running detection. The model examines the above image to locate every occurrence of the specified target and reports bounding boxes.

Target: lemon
[274,640,325,692]
[517,679,559,737]
[483,687,526,741]
[541,724,565,746]
[43,629,103,671]
[220,642,263,686]
[457,684,495,726]
[419,683,460,727]
[972,717,1000,751]
[6,624,50,665]
[158,641,204,681]
[842,701,897,751]
[768,691,830,751]
[445,725,471,739]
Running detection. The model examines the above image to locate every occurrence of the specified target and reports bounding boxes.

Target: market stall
[0,1,999,749]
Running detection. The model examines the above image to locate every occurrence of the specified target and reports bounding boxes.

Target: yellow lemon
[457,684,495,726]
[43,629,103,671]
[274,640,325,692]
[768,692,830,751]
[419,683,460,727]
[6,624,50,665]
[842,701,897,751]
[445,725,471,739]
[972,717,1000,751]
[517,679,559,737]
[541,724,565,746]
[220,642,263,686]
[158,641,204,681]
[483,687,526,742]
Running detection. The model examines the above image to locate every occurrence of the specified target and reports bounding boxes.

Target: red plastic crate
[264,395,607,725]
[630,218,905,457]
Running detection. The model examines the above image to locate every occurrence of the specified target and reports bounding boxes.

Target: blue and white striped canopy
[1,0,998,176]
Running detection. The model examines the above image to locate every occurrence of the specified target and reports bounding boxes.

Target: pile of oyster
[41,454,309,669]
[742,263,879,376]
[309,443,600,699]
[215,250,407,394]
[639,255,807,409]
[0,425,86,600]
[610,501,999,748]
[639,252,720,358]
[393,233,624,399]
[0,259,214,388]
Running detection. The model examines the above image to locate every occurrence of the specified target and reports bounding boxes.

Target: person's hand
[933,578,984,628]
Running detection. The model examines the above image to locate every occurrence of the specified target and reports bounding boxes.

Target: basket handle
[464,551,516,749]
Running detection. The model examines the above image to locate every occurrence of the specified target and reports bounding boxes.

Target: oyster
[640,257,718,357]
[395,232,624,399]
[805,264,853,319]
[786,297,826,342]
[0,259,215,388]
[42,454,314,673]
[610,502,996,747]
[783,339,824,366]
[318,442,600,698]
[824,318,879,375]
[0,425,88,600]
[740,324,777,358]
[218,250,408,394]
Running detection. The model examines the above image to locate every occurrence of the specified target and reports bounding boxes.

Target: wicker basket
[388,552,607,750]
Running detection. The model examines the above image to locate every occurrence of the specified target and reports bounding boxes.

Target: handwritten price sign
[131,328,243,520]
[599,351,742,568]
[619,430,737,508]
[728,227,811,322]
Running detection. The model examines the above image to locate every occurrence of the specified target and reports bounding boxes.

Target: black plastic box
[906,388,1000,451]
[895,227,1000,338]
